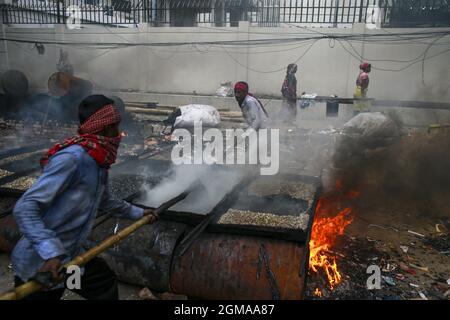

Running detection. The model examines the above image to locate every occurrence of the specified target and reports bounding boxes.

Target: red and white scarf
[40,104,122,169]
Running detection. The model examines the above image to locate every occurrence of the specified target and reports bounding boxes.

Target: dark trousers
[282,99,297,122]
[15,257,119,300]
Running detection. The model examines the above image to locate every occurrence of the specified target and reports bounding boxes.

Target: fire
[309,182,358,291]
[314,288,323,297]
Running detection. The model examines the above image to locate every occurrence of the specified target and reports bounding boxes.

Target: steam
[140,164,245,214]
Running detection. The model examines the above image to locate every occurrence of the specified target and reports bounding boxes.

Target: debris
[395,274,405,280]
[382,276,396,286]
[435,282,450,291]
[445,289,450,298]
[366,236,376,242]
[368,224,399,232]
[408,230,425,237]
[138,287,159,300]
[382,263,396,272]
[435,224,447,233]
[409,283,419,288]
[159,292,188,300]
[144,138,158,147]
[418,292,428,300]
[409,263,429,272]
[447,279,450,286]
[400,245,409,253]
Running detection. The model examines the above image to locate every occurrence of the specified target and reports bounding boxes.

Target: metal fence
[1,0,450,27]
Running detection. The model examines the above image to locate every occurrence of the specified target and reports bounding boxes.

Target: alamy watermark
[170,122,280,175]
[65,265,81,290]
[366,265,382,290]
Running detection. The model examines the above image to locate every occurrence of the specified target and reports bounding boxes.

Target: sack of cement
[215,82,234,97]
[174,104,221,128]
[343,112,399,138]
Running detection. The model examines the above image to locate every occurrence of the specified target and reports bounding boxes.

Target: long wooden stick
[0,192,188,300]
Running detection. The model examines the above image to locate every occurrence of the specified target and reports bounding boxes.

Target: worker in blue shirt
[11,95,157,300]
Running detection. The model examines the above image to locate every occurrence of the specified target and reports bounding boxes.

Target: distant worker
[353,61,371,115]
[234,81,268,130]
[281,63,298,123]
[56,49,74,75]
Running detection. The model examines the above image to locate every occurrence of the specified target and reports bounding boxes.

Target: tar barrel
[1,70,29,96]
[48,72,93,99]
[170,233,308,300]
[87,218,188,293]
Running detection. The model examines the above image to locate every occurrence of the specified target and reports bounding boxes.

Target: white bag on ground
[174,104,221,128]
[343,112,399,138]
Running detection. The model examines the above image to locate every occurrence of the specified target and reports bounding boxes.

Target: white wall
[3,23,450,104]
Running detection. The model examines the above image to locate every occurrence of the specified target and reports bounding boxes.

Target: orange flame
[314,288,323,297]
[308,185,357,290]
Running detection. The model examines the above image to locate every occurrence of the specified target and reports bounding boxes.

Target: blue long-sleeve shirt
[11,144,144,282]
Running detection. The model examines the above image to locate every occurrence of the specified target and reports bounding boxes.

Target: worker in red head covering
[234,81,268,130]
[354,61,372,115]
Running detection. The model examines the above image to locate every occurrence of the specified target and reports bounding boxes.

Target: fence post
[57,0,61,24]
[358,0,364,23]
[333,0,340,27]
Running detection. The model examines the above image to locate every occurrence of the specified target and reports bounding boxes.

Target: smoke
[330,126,450,219]
[140,164,245,214]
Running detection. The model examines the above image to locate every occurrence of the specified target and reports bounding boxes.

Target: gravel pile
[218,209,310,230]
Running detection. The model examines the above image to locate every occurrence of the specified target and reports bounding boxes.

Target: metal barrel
[88,218,188,293]
[1,70,29,96]
[170,233,307,300]
[48,72,93,99]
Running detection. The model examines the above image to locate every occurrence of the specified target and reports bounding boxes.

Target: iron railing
[1,0,449,27]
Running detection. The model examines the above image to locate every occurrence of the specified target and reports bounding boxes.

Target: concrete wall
[3,23,450,104]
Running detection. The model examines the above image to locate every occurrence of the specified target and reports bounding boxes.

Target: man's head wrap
[234,81,249,93]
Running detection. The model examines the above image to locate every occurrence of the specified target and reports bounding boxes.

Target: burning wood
[309,183,359,292]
